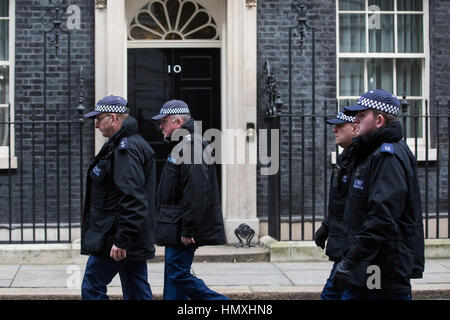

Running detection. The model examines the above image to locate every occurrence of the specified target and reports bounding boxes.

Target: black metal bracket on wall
[263,61,284,119]
[288,0,314,118]
[289,0,313,54]
[45,0,70,56]
[43,0,72,116]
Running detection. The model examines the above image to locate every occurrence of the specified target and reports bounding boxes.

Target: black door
[127,48,221,184]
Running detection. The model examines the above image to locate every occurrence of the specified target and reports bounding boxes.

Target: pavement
[0,252,450,300]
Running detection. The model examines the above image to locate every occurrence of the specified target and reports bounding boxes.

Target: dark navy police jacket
[342,121,424,293]
[324,144,355,262]
[155,119,226,247]
[81,116,156,261]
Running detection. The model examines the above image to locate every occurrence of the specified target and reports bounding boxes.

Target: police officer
[152,100,228,300]
[331,89,425,300]
[315,110,357,300]
[80,95,156,300]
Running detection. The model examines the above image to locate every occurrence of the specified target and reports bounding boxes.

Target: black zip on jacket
[342,121,424,293]
[155,119,226,247]
[81,116,156,261]
[324,144,355,261]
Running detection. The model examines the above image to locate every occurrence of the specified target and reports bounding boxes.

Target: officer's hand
[314,223,329,249]
[110,244,127,261]
[181,236,195,246]
[331,256,355,291]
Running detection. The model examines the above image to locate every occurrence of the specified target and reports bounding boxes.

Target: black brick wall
[0,0,95,229]
[257,0,338,221]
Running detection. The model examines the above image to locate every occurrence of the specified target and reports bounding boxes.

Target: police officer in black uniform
[152,100,228,300]
[315,110,357,300]
[331,89,425,300]
[80,95,156,300]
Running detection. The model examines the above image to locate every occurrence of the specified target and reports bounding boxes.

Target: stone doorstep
[0,242,270,265]
[260,236,450,262]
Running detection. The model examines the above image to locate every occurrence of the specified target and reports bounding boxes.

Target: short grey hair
[115,113,129,121]
[170,114,191,123]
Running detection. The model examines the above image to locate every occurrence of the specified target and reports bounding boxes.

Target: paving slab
[435,259,450,269]
[0,265,20,280]
[281,270,329,286]
[19,264,84,271]
[12,269,70,288]
[0,280,12,287]
[273,262,333,271]
[198,274,292,286]
[250,285,323,293]
[192,262,280,275]
[423,260,450,273]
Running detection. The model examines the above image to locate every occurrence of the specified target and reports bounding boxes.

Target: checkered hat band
[95,104,128,113]
[337,111,355,123]
[160,107,190,115]
[358,97,399,115]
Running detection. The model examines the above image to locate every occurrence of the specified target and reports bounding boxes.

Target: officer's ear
[113,114,124,127]
[173,117,182,128]
[375,113,386,129]
[110,113,120,124]
[351,123,358,136]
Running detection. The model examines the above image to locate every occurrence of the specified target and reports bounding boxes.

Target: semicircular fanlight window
[128,0,219,40]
